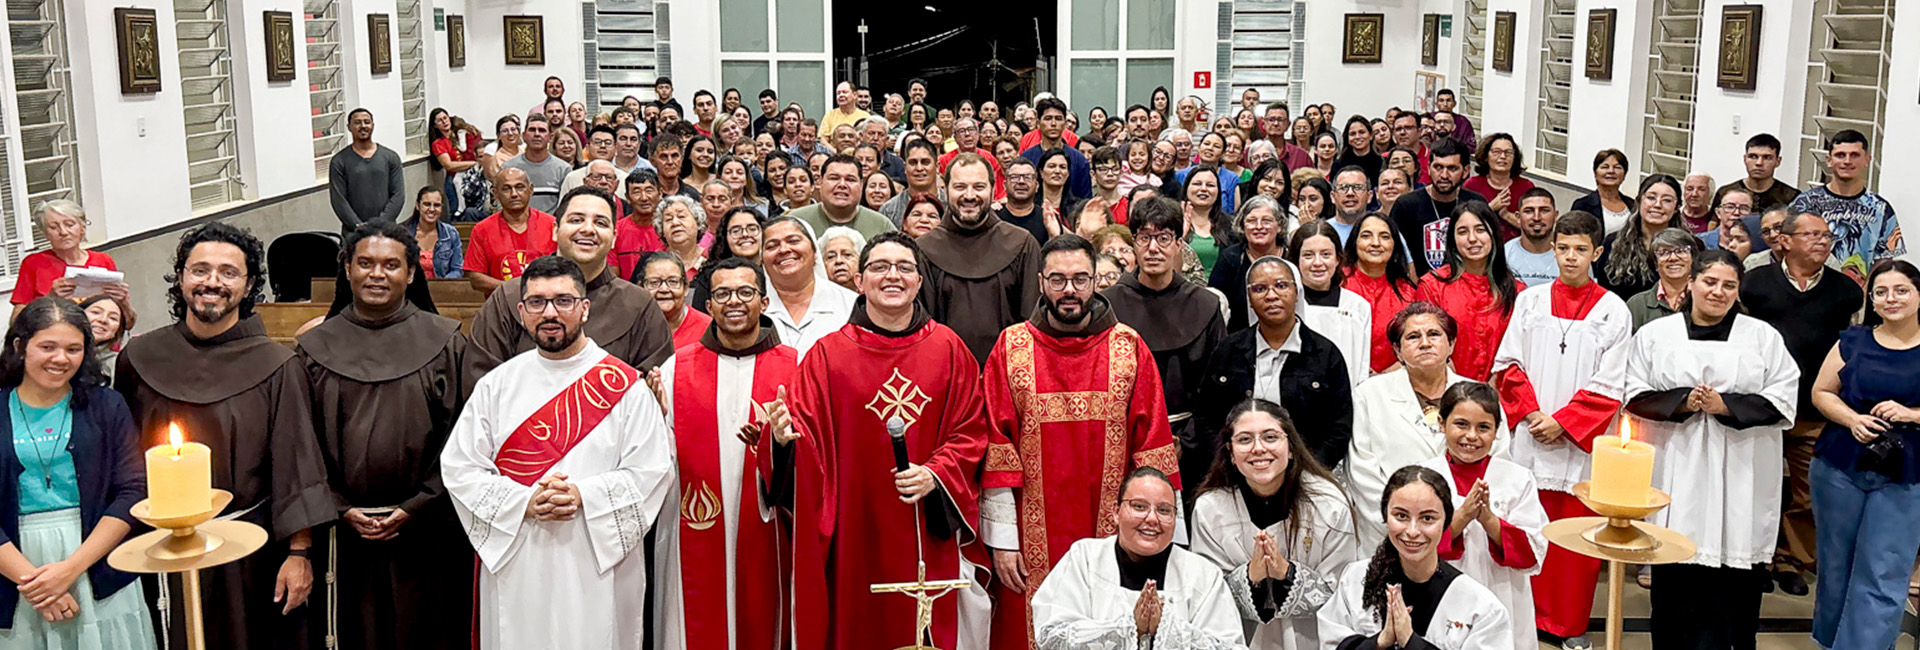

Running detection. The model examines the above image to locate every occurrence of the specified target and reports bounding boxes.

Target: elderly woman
[1625,228,1704,331]
[638,251,710,350]
[400,186,464,279]
[11,201,128,319]
[1209,196,1289,332]
[1345,302,1472,541]
[816,226,867,292]
[657,195,708,278]
[1198,257,1354,471]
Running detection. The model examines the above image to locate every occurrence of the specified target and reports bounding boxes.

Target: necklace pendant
[43,475,52,489]
[1559,342,1567,354]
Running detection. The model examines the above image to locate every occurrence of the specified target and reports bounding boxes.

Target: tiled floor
[1529,563,1830,649]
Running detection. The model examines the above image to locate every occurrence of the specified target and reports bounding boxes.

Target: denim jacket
[401,219,464,278]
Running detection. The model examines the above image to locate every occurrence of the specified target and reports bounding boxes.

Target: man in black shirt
[996,157,1050,245]
[1388,139,1484,276]
[1738,211,1861,596]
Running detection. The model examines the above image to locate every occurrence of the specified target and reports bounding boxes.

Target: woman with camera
[1808,259,1920,650]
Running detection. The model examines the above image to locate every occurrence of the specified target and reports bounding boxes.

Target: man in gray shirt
[503,115,573,213]
[327,108,405,231]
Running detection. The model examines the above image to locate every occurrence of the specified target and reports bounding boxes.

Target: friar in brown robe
[1099,197,1228,488]
[917,152,1042,363]
[114,222,338,650]
[467,187,674,371]
[296,221,486,650]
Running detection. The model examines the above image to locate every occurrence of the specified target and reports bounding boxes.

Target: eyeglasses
[1043,274,1094,291]
[1335,184,1369,194]
[1093,165,1121,174]
[640,277,685,290]
[1097,271,1121,283]
[520,295,583,313]
[185,265,245,282]
[710,287,761,303]
[1789,231,1834,242]
[1121,499,1178,520]
[1137,232,1180,248]
[864,261,920,277]
[727,224,762,237]
[1654,247,1692,260]
[1005,173,1037,182]
[1230,431,1284,448]
[1247,281,1295,295]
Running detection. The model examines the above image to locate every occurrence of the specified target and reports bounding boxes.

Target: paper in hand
[63,267,124,298]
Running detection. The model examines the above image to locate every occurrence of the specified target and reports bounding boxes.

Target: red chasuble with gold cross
[979,318,1182,650]
[785,318,990,650]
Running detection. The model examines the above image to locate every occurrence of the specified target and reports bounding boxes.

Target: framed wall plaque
[1344,14,1385,64]
[1585,9,1617,81]
[1717,5,1763,90]
[114,7,162,94]
[367,14,392,75]
[446,14,466,68]
[1493,12,1516,72]
[264,11,296,82]
[504,15,544,65]
[1422,15,1440,67]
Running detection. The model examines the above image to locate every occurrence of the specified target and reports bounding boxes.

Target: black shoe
[1775,570,1810,596]
[1760,575,1775,593]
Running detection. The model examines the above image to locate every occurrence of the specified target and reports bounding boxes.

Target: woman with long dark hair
[0,298,155,649]
[1289,221,1372,386]
[1191,399,1361,650]
[1419,202,1523,381]
[1419,382,1548,650]
[687,206,765,309]
[1181,166,1238,280]
[1311,132,1341,176]
[1317,465,1512,650]
[77,295,132,382]
[428,108,490,221]
[1345,213,1421,373]
[400,186,464,279]
[1294,177,1334,226]
[1625,249,1797,649]
[1182,132,1243,213]
[1335,116,1384,185]
[1037,149,1083,239]
[1598,173,1683,298]
[1248,159,1294,213]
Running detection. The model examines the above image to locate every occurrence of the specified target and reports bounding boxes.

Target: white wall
[436,1,583,128]
[1877,0,1920,260]
[230,0,320,199]
[1299,0,1428,119]
[1480,0,1544,149]
[669,0,718,104]
[341,0,405,146]
[1563,0,1651,187]
[64,1,194,242]
[1688,0,1812,188]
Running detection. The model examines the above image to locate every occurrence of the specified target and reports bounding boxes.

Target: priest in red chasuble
[653,257,798,650]
[980,234,1182,650]
[780,231,993,650]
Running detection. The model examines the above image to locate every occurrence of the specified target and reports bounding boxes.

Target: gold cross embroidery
[865,368,932,428]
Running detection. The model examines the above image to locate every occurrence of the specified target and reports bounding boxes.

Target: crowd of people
[1,69,1913,650]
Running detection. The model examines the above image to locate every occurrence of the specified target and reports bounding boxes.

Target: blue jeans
[1811,456,1920,650]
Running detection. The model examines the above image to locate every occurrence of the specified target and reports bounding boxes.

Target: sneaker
[1562,635,1593,650]
[1775,570,1810,596]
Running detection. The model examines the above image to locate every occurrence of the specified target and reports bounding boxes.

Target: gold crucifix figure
[869,559,971,650]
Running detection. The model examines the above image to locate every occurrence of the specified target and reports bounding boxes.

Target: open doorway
[833,0,1056,107]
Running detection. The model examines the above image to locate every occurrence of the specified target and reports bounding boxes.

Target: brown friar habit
[1100,272,1228,486]
[114,315,339,650]
[916,209,1042,364]
[296,303,484,650]
[468,267,674,371]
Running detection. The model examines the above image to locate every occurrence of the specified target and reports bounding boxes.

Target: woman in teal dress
[0,297,154,650]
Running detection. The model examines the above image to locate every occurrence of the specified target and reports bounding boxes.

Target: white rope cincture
[157,575,172,650]
[326,526,339,650]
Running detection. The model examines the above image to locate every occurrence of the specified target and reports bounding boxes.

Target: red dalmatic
[784,321,990,650]
[981,322,1181,650]
[672,343,798,650]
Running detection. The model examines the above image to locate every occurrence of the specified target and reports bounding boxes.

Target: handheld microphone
[888,416,910,473]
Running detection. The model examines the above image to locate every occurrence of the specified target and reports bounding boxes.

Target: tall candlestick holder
[108,489,268,650]
[1543,482,1696,650]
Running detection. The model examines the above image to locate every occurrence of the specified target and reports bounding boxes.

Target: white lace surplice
[1031,537,1247,650]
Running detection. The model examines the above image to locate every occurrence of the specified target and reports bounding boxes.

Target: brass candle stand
[1542,482,1696,650]
[107,489,268,650]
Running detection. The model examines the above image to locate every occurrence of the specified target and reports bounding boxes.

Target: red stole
[672,344,798,650]
[492,354,639,485]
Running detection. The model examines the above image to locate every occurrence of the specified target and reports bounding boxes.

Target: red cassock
[981,322,1182,650]
[1344,270,1418,373]
[672,341,798,650]
[785,321,991,650]
[1418,268,1524,381]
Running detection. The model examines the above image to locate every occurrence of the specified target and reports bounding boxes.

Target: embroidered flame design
[681,481,721,531]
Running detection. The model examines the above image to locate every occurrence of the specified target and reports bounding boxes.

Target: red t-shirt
[11,250,117,304]
[430,132,482,164]
[462,210,557,280]
[613,219,667,282]
[1462,175,1536,241]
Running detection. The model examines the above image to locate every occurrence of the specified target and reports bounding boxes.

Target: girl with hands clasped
[0,298,155,648]
[1317,465,1511,650]
[1807,260,1920,650]
[1417,383,1548,650]
[1191,399,1361,650]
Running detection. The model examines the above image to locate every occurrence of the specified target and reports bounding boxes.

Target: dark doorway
[833,0,1055,108]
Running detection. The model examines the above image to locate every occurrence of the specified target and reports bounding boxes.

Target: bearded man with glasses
[977,233,1182,650]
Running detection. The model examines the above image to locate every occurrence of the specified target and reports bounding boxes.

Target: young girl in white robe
[1417,382,1548,650]
[1191,399,1363,650]
[1318,465,1511,650]
[1623,250,1798,650]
